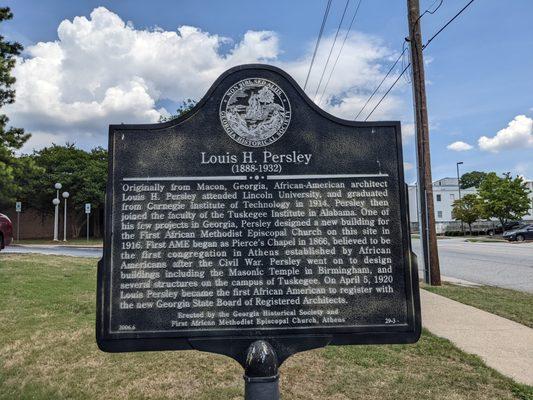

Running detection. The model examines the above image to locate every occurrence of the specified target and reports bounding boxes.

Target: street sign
[85,203,91,242]
[15,201,21,242]
[97,64,420,396]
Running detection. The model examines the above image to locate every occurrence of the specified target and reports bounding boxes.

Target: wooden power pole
[407,0,441,286]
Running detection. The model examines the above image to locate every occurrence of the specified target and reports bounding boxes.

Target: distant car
[503,224,533,242]
[0,213,13,250]
[487,221,521,236]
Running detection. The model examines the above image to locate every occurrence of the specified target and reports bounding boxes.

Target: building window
[437,211,443,218]
[436,194,441,202]
[450,194,455,201]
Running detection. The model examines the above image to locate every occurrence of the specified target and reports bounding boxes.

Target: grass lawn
[1,254,532,400]
[410,234,449,240]
[423,283,533,329]
[13,238,103,246]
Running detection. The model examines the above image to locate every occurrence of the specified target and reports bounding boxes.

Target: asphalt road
[3,239,532,293]
[412,238,533,293]
[2,245,102,258]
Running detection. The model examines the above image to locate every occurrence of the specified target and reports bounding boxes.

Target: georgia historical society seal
[220,78,291,147]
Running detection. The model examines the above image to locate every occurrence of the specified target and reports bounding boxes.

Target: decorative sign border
[96,64,421,355]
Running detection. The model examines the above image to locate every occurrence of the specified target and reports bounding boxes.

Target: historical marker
[97,64,420,398]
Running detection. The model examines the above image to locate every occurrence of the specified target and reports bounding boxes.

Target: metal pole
[63,198,67,242]
[53,189,59,241]
[17,212,20,242]
[244,341,279,400]
[87,214,90,242]
[407,0,441,285]
[456,162,464,235]
[415,182,420,233]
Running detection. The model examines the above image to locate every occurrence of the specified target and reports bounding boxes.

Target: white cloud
[7,7,406,151]
[447,141,473,151]
[478,115,533,152]
[287,32,406,121]
[403,162,414,171]
[402,123,415,141]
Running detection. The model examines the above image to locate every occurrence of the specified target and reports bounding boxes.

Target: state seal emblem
[220,78,291,147]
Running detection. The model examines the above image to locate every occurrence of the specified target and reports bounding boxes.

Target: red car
[0,213,13,250]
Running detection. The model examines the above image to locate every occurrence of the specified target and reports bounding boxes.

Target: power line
[304,0,333,91]
[401,38,412,84]
[423,0,474,49]
[363,0,476,121]
[416,0,444,24]
[363,63,410,121]
[353,0,444,120]
[354,46,408,120]
[317,0,363,104]
[313,0,351,99]
[402,0,442,83]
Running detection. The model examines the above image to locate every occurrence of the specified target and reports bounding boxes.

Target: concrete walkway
[421,289,533,386]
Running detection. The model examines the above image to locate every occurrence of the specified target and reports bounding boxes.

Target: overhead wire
[354,0,444,120]
[304,0,333,91]
[353,46,408,120]
[312,0,351,99]
[362,0,476,121]
[363,63,411,121]
[317,0,364,105]
[423,0,474,49]
[401,39,412,84]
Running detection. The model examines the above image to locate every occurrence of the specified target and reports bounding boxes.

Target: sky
[1,0,532,183]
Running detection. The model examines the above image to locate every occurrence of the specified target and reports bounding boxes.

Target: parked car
[503,224,533,242]
[486,221,521,236]
[0,213,13,250]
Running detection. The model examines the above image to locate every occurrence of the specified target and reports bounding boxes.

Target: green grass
[410,234,449,240]
[423,283,533,329]
[1,254,532,400]
[13,238,103,246]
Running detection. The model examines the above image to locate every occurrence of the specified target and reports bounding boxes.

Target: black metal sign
[97,64,420,371]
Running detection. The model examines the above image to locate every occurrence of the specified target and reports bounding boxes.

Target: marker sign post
[15,201,21,242]
[85,203,91,242]
[96,64,420,399]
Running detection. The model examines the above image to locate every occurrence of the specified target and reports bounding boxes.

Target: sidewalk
[421,289,533,386]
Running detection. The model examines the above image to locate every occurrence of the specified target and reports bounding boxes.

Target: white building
[407,177,533,233]
[525,180,533,221]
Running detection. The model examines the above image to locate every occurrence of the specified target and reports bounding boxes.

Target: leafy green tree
[451,194,482,234]
[158,99,197,122]
[0,7,32,205]
[478,173,531,231]
[459,171,488,189]
[20,144,107,237]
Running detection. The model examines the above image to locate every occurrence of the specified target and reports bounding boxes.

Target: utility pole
[407,0,441,285]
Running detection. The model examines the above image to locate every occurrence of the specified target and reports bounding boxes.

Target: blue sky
[2,0,532,183]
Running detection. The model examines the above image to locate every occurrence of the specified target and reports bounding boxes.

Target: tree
[158,99,197,122]
[20,144,107,238]
[451,194,482,235]
[0,7,32,206]
[478,172,531,231]
[459,171,488,189]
